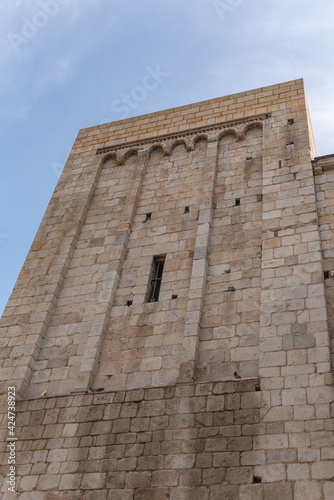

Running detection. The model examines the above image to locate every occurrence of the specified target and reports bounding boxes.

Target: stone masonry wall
[1,380,334,499]
[95,141,207,391]
[1,78,319,396]
[1,79,334,498]
[197,126,263,381]
[314,157,334,368]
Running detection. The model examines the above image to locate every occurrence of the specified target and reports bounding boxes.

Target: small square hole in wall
[126,300,133,306]
[324,271,330,280]
[235,199,240,206]
[145,213,152,222]
[172,294,178,299]
[184,206,190,214]
[287,118,294,125]
[253,476,262,484]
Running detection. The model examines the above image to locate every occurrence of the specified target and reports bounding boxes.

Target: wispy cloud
[32,56,75,94]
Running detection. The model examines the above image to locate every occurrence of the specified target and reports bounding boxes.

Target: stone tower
[1,79,334,499]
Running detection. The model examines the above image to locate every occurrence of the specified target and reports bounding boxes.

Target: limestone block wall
[1,79,334,498]
[314,156,334,367]
[95,142,207,391]
[1,380,334,499]
[197,126,263,381]
[25,154,140,399]
[1,78,323,398]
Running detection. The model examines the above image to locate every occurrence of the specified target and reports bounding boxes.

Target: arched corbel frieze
[192,133,209,148]
[207,133,219,143]
[169,137,193,154]
[147,143,166,159]
[121,148,139,164]
[116,152,125,165]
[161,141,172,156]
[242,120,263,137]
[98,116,267,166]
[101,151,118,166]
[217,128,239,143]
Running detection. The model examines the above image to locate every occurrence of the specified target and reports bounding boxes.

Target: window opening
[145,213,152,222]
[147,255,166,302]
[235,198,240,206]
[184,206,190,214]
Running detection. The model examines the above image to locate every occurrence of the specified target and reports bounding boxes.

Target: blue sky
[1,0,334,314]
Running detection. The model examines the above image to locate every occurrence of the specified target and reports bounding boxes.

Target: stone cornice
[96,113,270,161]
[312,154,334,175]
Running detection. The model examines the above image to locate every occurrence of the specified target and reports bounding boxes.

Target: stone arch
[147,143,167,158]
[101,151,118,165]
[122,148,139,164]
[243,121,263,137]
[169,137,193,153]
[192,134,209,148]
[217,128,240,142]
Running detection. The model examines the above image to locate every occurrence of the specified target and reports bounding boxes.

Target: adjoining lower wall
[314,159,334,369]
[1,380,334,500]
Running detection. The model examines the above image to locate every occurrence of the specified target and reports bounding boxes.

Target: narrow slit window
[147,255,166,302]
[235,198,240,206]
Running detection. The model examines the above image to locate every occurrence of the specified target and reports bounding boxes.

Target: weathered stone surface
[1,79,334,497]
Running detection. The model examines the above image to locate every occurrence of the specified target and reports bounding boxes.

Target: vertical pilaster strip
[178,138,219,382]
[0,153,101,398]
[259,98,333,473]
[75,152,147,390]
